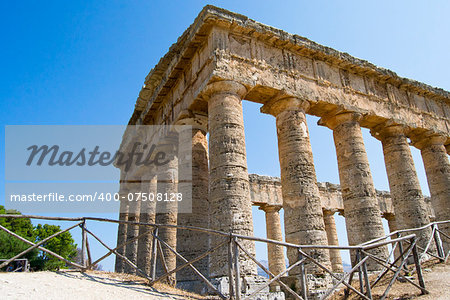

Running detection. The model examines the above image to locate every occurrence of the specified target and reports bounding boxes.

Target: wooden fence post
[361,251,372,299]
[81,220,87,271]
[412,238,427,294]
[233,237,241,300]
[151,227,159,280]
[433,224,445,261]
[298,249,308,300]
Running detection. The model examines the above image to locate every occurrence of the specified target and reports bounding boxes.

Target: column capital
[318,110,362,130]
[409,131,447,150]
[370,121,407,141]
[175,110,208,132]
[382,213,396,222]
[322,209,337,217]
[201,80,247,101]
[260,95,310,117]
[259,204,282,213]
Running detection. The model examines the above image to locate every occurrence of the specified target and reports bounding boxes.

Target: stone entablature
[130,5,450,147]
[248,174,435,220]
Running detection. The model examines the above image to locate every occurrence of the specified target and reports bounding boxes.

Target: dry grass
[329,258,448,300]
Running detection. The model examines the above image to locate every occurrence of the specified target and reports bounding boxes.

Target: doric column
[155,143,178,286]
[323,210,343,273]
[261,96,331,275]
[259,205,285,291]
[175,113,210,286]
[371,123,432,250]
[136,172,157,275]
[319,111,388,269]
[384,213,401,261]
[202,80,256,278]
[411,133,450,253]
[115,181,129,273]
[124,179,142,274]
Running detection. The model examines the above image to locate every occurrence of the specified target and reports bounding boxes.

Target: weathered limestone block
[136,174,157,275]
[124,180,142,274]
[175,114,210,289]
[412,133,450,253]
[319,111,388,270]
[115,184,129,273]
[322,210,343,273]
[261,96,331,275]
[259,205,285,291]
[155,148,178,286]
[203,80,257,278]
[249,174,283,207]
[371,123,433,250]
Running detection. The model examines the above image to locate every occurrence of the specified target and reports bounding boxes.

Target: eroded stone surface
[412,134,450,253]
[262,96,331,275]
[371,124,433,250]
[323,211,343,273]
[175,116,210,287]
[204,80,256,278]
[320,112,388,270]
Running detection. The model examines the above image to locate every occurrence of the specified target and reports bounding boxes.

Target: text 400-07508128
[100,192,183,202]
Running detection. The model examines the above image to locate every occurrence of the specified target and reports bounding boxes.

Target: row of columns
[116,79,449,288]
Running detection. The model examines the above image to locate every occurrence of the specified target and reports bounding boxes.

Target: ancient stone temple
[115,5,450,297]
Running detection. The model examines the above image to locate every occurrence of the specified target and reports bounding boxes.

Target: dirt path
[416,262,449,300]
[0,270,207,299]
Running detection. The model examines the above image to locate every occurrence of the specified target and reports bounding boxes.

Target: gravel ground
[0,262,447,299]
[417,262,449,300]
[0,270,207,300]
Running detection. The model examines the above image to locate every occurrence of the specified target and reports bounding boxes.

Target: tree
[0,206,78,271]
[33,224,78,270]
[0,206,37,263]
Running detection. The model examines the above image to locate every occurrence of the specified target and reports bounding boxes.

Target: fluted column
[319,111,388,270]
[155,144,178,286]
[371,123,432,250]
[384,213,401,261]
[323,210,343,273]
[115,182,129,273]
[136,173,157,275]
[124,179,142,274]
[261,96,331,275]
[203,80,256,278]
[176,113,210,286]
[412,133,450,253]
[260,205,285,291]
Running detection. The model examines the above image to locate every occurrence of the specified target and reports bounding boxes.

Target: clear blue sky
[2,1,449,271]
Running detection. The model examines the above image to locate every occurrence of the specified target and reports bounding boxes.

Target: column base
[281,274,334,300]
[176,280,210,295]
[210,275,285,299]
